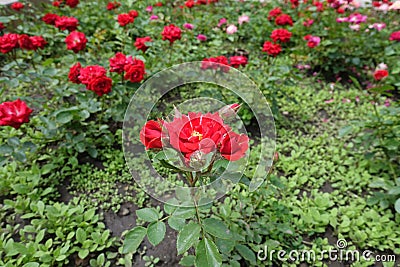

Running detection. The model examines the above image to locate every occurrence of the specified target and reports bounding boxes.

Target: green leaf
[195,238,222,267]
[76,228,87,243]
[147,222,166,246]
[395,198,400,213]
[177,222,201,255]
[168,217,186,231]
[22,263,39,267]
[122,226,146,254]
[203,218,232,239]
[235,244,256,264]
[179,255,196,266]
[136,208,159,223]
[338,125,353,138]
[78,249,89,259]
[56,112,73,124]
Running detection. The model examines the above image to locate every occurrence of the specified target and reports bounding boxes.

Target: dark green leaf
[177,222,201,255]
[195,238,222,267]
[147,222,166,246]
[122,226,146,254]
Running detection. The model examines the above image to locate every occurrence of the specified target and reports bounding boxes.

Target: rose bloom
[66,0,79,8]
[164,112,230,159]
[42,13,60,25]
[185,0,195,8]
[218,18,227,27]
[135,36,152,52]
[238,15,249,25]
[230,56,248,68]
[79,65,107,85]
[290,0,299,8]
[155,2,163,7]
[11,2,24,11]
[68,62,82,84]
[275,14,293,26]
[197,34,207,41]
[162,24,182,44]
[268,7,282,20]
[0,99,33,129]
[55,16,79,31]
[201,56,230,72]
[150,15,159,20]
[87,76,113,96]
[53,1,61,7]
[107,1,121,10]
[140,120,164,149]
[30,36,47,50]
[226,24,238,34]
[220,131,249,161]
[118,13,134,26]
[314,1,324,11]
[17,34,35,50]
[65,31,87,53]
[303,19,314,27]
[270,28,292,43]
[389,31,400,41]
[371,23,386,31]
[373,69,389,81]
[262,41,282,57]
[0,33,19,53]
[146,6,153,12]
[124,58,146,83]
[109,52,133,73]
[183,23,194,30]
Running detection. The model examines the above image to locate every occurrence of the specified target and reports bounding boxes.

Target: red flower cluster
[268,7,282,20]
[0,33,47,53]
[0,99,33,129]
[55,16,79,31]
[270,28,292,43]
[124,58,146,83]
[51,0,80,8]
[42,13,60,25]
[65,31,87,53]
[373,69,389,81]
[141,109,249,162]
[290,0,299,8]
[10,2,24,11]
[262,41,282,57]
[201,56,230,72]
[135,36,152,52]
[275,14,293,26]
[117,11,137,27]
[389,31,400,42]
[69,64,113,96]
[107,1,121,10]
[230,56,248,68]
[162,24,182,44]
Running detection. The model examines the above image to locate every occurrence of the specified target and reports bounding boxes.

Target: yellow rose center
[192,131,203,140]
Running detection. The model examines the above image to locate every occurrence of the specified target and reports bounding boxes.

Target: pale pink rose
[183,23,194,30]
[378,3,389,12]
[377,63,388,70]
[197,34,207,41]
[350,24,360,31]
[389,1,400,10]
[372,23,386,31]
[226,24,238,34]
[351,0,360,8]
[355,96,360,102]
[336,17,349,23]
[325,99,335,104]
[238,15,249,25]
[384,99,391,107]
[342,98,351,103]
[146,6,153,12]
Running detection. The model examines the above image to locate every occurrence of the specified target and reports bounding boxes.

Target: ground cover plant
[0,0,399,266]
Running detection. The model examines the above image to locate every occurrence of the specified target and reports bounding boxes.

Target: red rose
[389,31,400,42]
[55,16,79,31]
[87,76,113,96]
[68,62,82,84]
[117,13,134,27]
[229,56,248,68]
[219,131,249,161]
[185,0,195,8]
[66,0,79,8]
[78,65,107,85]
[52,1,61,7]
[107,1,121,10]
[164,112,229,159]
[268,7,282,20]
[0,33,19,53]
[262,41,282,57]
[65,31,87,53]
[30,36,47,50]
[275,14,293,26]
[314,1,324,11]
[0,99,33,129]
[290,0,299,8]
[372,1,381,7]
[18,34,35,50]
[42,13,60,25]
[124,58,146,83]
[11,2,24,11]
[373,70,389,81]
[140,120,164,149]
[215,56,230,72]
[270,28,292,43]
[336,7,345,14]
[155,2,163,7]
[162,24,182,44]
[0,22,5,31]
[129,10,139,18]
[109,52,133,73]
[134,36,152,52]
[201,56,229,72]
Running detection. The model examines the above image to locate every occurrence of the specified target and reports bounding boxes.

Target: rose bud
[274,151,279,162]
[218,103,241,121]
